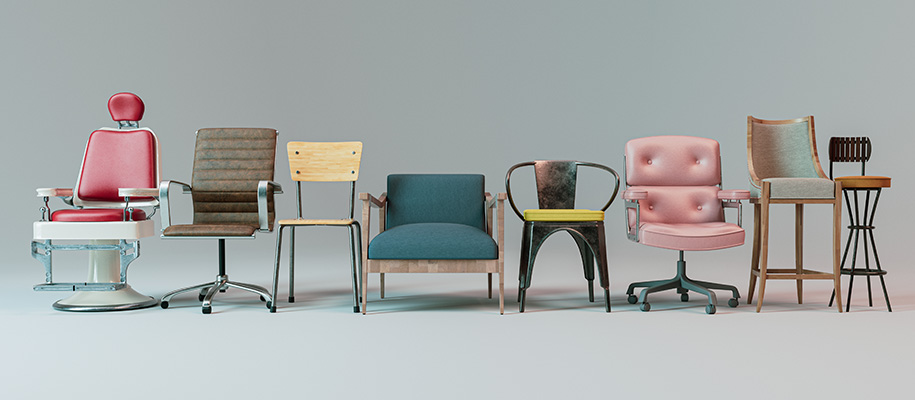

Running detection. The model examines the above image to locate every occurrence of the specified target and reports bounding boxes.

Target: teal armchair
[360,174,505,314]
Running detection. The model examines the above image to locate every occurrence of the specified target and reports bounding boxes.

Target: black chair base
[627,251,739,315]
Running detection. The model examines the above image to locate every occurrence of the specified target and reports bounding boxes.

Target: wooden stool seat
[834,176,891,189]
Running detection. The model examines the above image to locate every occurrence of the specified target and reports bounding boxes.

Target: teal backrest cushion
[386,174,485,230]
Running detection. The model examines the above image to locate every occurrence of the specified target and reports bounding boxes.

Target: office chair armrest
[159,180,191,230]
[622,189,647,200]
[257,180,284,232]
[718,189,750,201]
[622,190,644,242]
[719,190,748,228]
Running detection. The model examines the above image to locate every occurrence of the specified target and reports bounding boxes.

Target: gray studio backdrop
[2,1,911,294]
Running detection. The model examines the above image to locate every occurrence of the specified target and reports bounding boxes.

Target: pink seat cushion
[639,222,744,251]
[51,208,146,222]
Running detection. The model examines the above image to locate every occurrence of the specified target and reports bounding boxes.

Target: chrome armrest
[718,189,749,228]
[257,180,283,232]
[35,188,75,221]
[159,180,191,230]
[621,189,646,242]
[118,188,160,222]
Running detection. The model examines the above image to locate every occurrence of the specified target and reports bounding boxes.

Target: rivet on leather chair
[746,116,843,312]
[158,128,283,314]
[505,161,620,313]
[31,92,160,311]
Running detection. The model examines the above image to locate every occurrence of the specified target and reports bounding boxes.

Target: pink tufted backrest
[625,136,723,225]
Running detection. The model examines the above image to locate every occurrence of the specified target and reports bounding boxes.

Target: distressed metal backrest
[828,136,871,178]
[191,128,277,227]
[505,160,620,220]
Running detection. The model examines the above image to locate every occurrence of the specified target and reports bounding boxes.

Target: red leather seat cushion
[51,208,147,222]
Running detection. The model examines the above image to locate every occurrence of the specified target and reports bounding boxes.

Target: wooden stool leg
[747,203,761,304]
[756,184,771,313]
[795,204,804,304]
[832,183,844,312]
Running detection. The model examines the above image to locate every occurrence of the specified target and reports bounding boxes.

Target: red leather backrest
[108,92,144,121]
[77,129,156,201]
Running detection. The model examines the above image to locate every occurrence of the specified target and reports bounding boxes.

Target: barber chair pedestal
[44,240,158,312]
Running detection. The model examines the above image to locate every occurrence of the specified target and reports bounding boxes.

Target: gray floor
[2,246,910,399]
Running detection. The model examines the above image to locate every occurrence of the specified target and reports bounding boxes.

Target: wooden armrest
[118,188,158,197]
[360,192,387,208]
[36,188,73,197]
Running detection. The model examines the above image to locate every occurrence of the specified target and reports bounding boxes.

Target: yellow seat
[523,209,604,222]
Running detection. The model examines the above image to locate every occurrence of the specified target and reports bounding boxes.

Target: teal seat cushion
[368,223,497,260]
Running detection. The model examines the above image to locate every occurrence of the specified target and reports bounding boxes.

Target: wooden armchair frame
[359,191,506,314]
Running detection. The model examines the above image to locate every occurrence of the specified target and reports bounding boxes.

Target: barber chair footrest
[34,282,127,292]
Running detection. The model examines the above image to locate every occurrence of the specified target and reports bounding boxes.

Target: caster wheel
[198,293,205,301]
[266,301,272,309]
[706,304,716,314]
[219,289,226,293]
[288,296,295,303]
[202,306,212,314]
[680,293,689,302]
[259,295,266,302]
[640,302,651,312]
[728,298,739,308]
[160,301,169,309]
[627,294,637,304]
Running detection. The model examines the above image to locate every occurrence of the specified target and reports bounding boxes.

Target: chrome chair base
[53,286,158,312]
[160,274,272,314]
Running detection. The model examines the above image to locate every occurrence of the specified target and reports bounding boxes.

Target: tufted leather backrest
[625,136,723,224]
[191,128,277,228]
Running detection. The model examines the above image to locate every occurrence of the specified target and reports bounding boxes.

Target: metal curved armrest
[504,162,535,220]
[577,162,621,212]
[159,180,191,230]
[257,180,284,232]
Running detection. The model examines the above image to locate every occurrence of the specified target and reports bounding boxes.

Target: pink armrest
[622,189,648,200]
[718,190,750,200]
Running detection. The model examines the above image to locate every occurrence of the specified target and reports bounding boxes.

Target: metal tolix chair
[158,128,283,314]
[31,92,160,311]
[270,141,364,313]
[505,161,620,313]
[622,136,747,314]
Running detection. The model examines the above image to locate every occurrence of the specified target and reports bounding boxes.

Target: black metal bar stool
[826,137,892,312]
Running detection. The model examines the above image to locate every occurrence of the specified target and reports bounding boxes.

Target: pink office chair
[622,136,749,314]
[31,93,160,311]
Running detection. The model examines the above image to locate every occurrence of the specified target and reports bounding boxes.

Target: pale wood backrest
[287,141,363,182]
